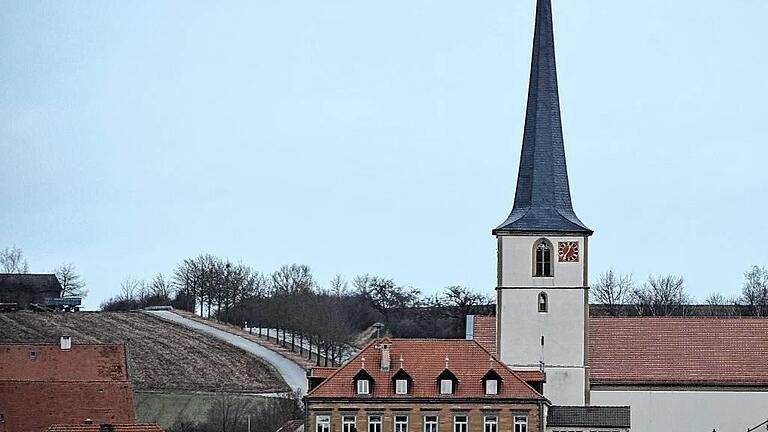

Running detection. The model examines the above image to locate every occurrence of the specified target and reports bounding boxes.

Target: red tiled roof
[472,316,497,356]
[513,370,546,383]
[0,344,128,382]
[46,424,164,432]
[590,317,768,386]
[473,316,768,386]
[307,338,544,400]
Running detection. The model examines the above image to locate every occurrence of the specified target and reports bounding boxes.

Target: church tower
[494,0,592,406]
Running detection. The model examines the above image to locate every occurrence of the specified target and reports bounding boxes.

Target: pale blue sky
[2,1,766,309]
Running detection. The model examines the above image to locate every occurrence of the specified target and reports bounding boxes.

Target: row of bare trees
[591,266,768,316]
[1,246,88,298]
[101,254,492,365]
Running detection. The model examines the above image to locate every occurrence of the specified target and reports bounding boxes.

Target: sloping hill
[0,311,288,393]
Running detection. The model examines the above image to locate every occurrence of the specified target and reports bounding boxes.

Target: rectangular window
[394,415,408,432]
[483,416,498,432]
[453,415,468,432]
[343,416,357,432]
[316,415,330,432]
[424,416,438,432]
[513,416,528,432]
[357,379,370,395]
[440,379,453,395]
[485,379,498,395]
[368,415,382,432]
[395,379,408,394]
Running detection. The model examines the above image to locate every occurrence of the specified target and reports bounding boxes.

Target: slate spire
[494,0,592,235]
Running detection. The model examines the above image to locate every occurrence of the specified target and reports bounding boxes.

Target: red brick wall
[0,382,135,432]
[0,345,127,382]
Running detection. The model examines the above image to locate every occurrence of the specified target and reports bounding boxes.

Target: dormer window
[485,379,498,395]
[437,368,458,395]
[392,368,413,395]
[357,379,370,395]
[395,379,408,394]
[440,379,453,395]
[353,369,375,396]
[534,239,553,277]
[482,369,503,397]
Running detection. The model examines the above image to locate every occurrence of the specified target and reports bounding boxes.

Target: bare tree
[54,263,88,298]
[120,277,144,301]
[271,264,315,295]
[329,274,349,297]
[441,286,492,318]
[591,270,633,316]
[632,274,692,316]
[354,274,421,324]
[0,246,29,273]
[742,266,768,317]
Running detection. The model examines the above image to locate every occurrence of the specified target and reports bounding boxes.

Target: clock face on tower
[558,241,579,262]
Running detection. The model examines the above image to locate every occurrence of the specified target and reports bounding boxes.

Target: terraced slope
[0,311,288,393]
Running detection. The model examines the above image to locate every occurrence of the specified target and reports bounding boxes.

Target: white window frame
[357,379,370,395]
[395,379,408,394]
[485,379,498,395]
[453,415,468,432]
[342,416,357,432]
[513,415,528,432]
[440,379,453,395]
[424,416,439,432]
[393,415,408,432]
[483,416,498,432]
[368,415,383,432]
[316,415,331,432]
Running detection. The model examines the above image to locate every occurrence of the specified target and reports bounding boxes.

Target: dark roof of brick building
[0,273,61,294]
[306,338,544,400]
[493,0,591,235]
[547,406,630,428]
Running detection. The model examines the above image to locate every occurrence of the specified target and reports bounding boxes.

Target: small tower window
[538,292,548,313]
[534,239,553,277]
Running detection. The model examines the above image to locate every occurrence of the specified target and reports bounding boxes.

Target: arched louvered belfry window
[538,292,548,313]
[534,239,553,277]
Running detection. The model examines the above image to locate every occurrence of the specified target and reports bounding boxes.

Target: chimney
[60,336,71,351]
[380,341,391,372]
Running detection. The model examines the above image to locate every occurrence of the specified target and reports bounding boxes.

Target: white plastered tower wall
[497,234,589,406]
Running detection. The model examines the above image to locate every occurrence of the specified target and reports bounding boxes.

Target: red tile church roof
[590,317,768,386]
[306,338,544,400]
[471,315,768,386]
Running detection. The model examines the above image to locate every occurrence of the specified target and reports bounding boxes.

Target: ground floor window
[316,415,330,432]
[342,416,357,432]
[368,415,383,432]
[484,416,498,432]
[424,416,438,432]
[394,415,409,432]
[453,415,468,432]
[513,415,528,432]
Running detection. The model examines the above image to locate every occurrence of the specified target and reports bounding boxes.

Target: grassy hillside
[0,311,288,393]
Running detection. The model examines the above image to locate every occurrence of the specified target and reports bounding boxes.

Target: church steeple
[494,0,591,235]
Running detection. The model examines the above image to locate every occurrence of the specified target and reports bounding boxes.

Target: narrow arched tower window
[538,292,548,313]
[534,239,553,277]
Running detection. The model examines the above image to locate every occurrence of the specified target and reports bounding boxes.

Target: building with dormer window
[303,338,546,432]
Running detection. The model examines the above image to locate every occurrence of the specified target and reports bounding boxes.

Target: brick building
[304,338,546,432]
[0,273,61,308]
[0,341,136,432]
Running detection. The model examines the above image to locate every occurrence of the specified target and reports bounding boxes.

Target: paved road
[145,310,307,395]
